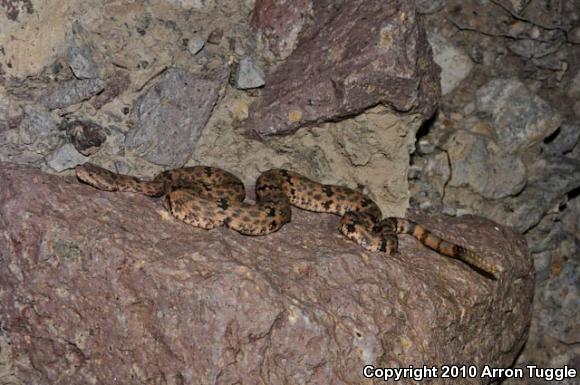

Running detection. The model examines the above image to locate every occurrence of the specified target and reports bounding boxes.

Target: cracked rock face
[246,0,440,136]
[0,163,534,385]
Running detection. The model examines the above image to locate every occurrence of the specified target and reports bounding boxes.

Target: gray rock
[445,130,527,199]
[529,156,580,196]
[507,38,562,60]
[0,104,62,167]
[67,21,103,80]
[0,90,23,132]
[106,126,127,156]
[187,35,205,56]
[543,122,580,156]
[0,91,9,133]
[562,194,580,237]
[170,0,214,10]
[416,0,446,14]
[68,43,99,79]
[38,78,105,110]
[427,33,473,95]
[536,259,580,344]
[506,27,565,59]
[477,79,562,153]
[19,105,56,145]
[236,57,265,89]
[532,250,552,283]
[567,69,580,99]
[526,215,564,254]
[45,143,89,171]
[422,150,450,199]
[246,0,440,136]
[500,187,550,233]
[125,67,226,167]
[567,26,580,44]
[500,156,580,233]
[18,105,63,154]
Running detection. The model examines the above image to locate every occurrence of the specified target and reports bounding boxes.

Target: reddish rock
[0,163,533,385]
[65,119,107,156]
[251,0,312,61]
[247,0,441,136]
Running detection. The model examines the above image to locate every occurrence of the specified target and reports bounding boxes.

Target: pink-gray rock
[543,122,580,156]
[569,26,580,44]
[37,78,105,110]
[10,105,64,162]
[0,90,23,132]
[251,0,311,61]
[125,67,227,168]
[0,163,534,385]
[443,129,527,200]
[246,0,440,136]
[91,70,130,109]
[44,143,88,171]
[476,79,562,153]
[416,0,446,14]
[490,156,580,233]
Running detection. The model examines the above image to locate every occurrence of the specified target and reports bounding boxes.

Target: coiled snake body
[76,163,500,278]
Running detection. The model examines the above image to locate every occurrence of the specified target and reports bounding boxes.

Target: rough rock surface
[235,57,265,90]
[37,78,105,110]
[125,67,227,168]
[476,79,562,153]
[443,129,526,200]
[44,143,88,172]
[427,32,473,95]
[246,0,440,136]
[251,0,311,62]
[410,1,580,380]
[0,163,534,385]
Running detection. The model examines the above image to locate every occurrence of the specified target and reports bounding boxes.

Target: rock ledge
[0,163,533,385]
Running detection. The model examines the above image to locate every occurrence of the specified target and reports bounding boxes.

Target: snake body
[75,163,501,278]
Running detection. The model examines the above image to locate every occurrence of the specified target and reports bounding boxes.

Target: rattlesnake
[75,163,501,278]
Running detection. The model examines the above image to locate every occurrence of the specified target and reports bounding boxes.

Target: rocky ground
[0,163,533,385]
[0,0,578,384]
[414,1,579,382]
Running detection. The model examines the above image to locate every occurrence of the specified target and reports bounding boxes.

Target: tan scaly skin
[75,164,502,279]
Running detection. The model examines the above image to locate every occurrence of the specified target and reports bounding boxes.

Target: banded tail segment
[388,217,501,279]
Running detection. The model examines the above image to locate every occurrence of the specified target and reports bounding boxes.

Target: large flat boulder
[0,163,533,384]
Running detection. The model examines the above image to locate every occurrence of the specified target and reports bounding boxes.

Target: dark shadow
[416,112,437,141]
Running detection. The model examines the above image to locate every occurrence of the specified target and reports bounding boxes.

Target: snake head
[75,163,119,191]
